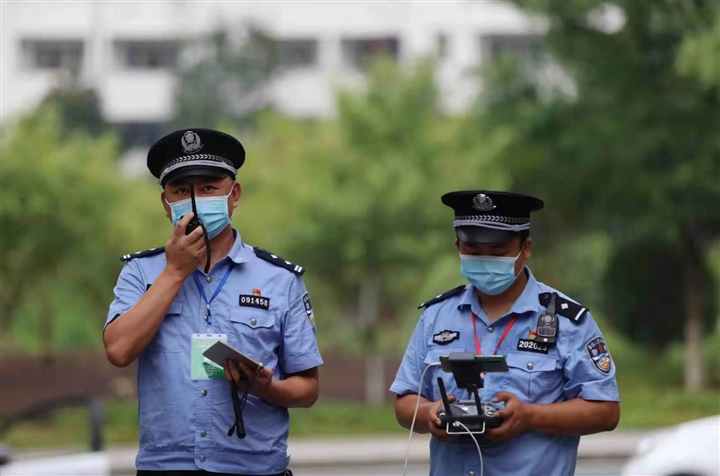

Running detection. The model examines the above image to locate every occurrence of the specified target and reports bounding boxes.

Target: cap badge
[472,193,495,211]
[181,131,203,154]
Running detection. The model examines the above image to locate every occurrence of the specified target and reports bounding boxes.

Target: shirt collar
[509,267,544,316]
[458,283,485,319]
[457,267,543,318]
[227,228,250,265]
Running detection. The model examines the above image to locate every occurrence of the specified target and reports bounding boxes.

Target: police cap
[441,190,544,243]
[147,128,246,186]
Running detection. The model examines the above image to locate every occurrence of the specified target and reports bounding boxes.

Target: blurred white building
[1,0,545,164]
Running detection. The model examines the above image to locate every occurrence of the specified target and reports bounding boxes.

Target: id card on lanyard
[191,333,227,380]
[190,265,234,380]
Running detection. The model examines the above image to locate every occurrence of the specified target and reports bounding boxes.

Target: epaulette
[253,247,305,275]
[418,285,466,310]
[539,292,588,323]
[120,247,165,262]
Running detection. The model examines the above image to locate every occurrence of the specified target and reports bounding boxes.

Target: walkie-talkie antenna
[187,181,211,274]
[190,181,199,218]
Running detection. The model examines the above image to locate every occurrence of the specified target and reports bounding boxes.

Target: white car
[0,451,109,476]
[621,415,720,476]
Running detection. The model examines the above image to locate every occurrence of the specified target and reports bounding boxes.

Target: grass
[616,380,720,428]
[2,385,718,450]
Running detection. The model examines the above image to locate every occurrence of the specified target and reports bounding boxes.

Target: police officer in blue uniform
[103,129,323,476]
[391,191,620,476]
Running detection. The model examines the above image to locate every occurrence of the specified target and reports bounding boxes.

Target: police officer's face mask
[460,248,524,296]
[166,189,233,239]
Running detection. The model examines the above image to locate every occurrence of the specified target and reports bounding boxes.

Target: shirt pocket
[147,301,183,353]
[228,308,278,364]
[423,347,464,401]
[502,352,560,403]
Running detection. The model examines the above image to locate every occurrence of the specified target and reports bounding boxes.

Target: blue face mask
[166,189,233,239]
[460,249,523,296]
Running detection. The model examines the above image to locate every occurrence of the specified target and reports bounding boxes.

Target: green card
[191,333,227,380]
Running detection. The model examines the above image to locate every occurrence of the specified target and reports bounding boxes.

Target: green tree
[677,7,720,90]
[173,27,277,130]
[0,109,169,354]
[0,110,117,349]
[477,0,720,390]
[40,86,110,138]
[603,237,717,354]
[247,59,507,403]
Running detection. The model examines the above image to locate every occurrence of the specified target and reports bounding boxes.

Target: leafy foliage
[0,109,168,352]
[246,59,508,352]
[603,237,717,351]
[172,28,278,130]
[474,0,720,388]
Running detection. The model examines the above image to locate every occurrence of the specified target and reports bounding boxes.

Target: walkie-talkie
[185,181,211,274]
[185,181,202,235]
[536,292,559,345]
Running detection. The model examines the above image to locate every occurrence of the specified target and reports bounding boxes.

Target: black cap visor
[163,166,234,186]
[456,226,518,244]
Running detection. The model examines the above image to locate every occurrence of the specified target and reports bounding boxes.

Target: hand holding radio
[185,181,212,274]
[165,212,207,278]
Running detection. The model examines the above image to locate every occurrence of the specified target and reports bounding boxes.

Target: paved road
[287,458,629,476]
[114,458,628,476]
[10,432,641,476]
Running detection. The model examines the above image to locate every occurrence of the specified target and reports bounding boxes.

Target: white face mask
[459,249,523,295]
[166,189,233,239]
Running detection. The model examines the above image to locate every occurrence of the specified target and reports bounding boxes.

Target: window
[276,39,318,69]
[481,34,544,65]
[115,41,179,69]
[341,37,399,69]
[114,122,164,149]
[21,40,84,70]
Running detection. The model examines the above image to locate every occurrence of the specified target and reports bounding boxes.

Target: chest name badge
[433,330,459,346]
[517,338,549,354]
[239,294,270,310]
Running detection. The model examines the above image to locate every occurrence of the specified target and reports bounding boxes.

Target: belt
[137,471,292,476]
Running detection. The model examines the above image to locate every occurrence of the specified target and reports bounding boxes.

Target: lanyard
[192,265,234,326]
[471,312,517,355]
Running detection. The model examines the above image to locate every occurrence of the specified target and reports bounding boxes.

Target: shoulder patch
[586,336,612,374]
[120,246,165,262]
[418,285,466,310]
[539,292,588,323]
[253,247,305,275]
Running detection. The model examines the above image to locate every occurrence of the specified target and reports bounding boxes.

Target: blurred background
[1,1,719,475]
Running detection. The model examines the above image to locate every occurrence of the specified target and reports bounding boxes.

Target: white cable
[402,362,441,476]
[455,421,483,476]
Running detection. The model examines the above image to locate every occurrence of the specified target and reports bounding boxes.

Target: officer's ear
[521,237,532,261]
[454,238,460,250]
[228,180,241,217]
[161,190,171,221]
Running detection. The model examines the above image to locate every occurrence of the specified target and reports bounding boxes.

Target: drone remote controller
[436,377,503,435]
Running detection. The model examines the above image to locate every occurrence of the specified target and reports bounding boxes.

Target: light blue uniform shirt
[105,230,323,474]
[390,268,619,476]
